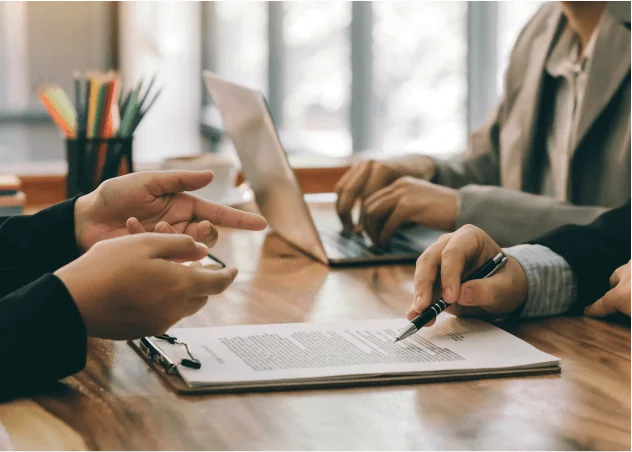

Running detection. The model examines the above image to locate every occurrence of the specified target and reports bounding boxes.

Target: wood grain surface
[1,203,629,450]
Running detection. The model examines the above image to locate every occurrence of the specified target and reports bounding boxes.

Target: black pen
[394,252,508,342]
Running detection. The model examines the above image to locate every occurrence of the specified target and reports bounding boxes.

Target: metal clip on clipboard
[139,334,201,375]
[137,251,226,375]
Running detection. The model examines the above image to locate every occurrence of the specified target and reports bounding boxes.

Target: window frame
[261,1,500,152]
[1,2,503,157]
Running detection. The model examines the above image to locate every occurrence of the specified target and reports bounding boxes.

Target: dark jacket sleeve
[0,198,82,297]
[532,200,631,311]
[0,199,87,400]
[0,275,87,401]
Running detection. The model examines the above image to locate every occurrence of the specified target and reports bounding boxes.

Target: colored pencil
[86,75,101,138]
[39,71,159,140]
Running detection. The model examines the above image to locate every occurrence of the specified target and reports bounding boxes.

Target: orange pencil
[39,92,74,137]
[104,77,121,138]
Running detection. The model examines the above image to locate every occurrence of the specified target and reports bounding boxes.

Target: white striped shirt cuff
[503,244,577,318]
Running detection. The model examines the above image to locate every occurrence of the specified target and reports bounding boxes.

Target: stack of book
[0,175,25,216]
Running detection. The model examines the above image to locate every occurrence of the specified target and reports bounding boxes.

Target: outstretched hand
[74,170,267,252]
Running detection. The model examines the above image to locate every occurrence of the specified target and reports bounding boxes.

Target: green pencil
[92,83,107,138]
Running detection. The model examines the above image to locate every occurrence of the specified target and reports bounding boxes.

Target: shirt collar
[546,20,600,77]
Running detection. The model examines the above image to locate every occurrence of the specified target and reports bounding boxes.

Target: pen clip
[484,255,508,279]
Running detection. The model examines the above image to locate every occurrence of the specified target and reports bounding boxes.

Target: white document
[154,315,559,389]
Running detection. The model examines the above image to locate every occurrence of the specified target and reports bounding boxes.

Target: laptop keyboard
[317,226,377,258]
[314,218,420,259]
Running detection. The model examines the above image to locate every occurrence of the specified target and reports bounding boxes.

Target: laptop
[203,71,444,266]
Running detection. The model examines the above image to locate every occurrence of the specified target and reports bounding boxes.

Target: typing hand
[407,225,528,326]
[54,234,238,340]
[585,260,631,318]
[73,170,267,252]
[362,176,458,248]
[334,156,436,234]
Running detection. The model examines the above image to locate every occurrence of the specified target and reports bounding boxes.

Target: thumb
[142,170,215,196]
[142,234,209,261]
[584,296,615,318]
[457,279,497,309]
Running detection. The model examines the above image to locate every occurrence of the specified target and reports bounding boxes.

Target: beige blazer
[433,2,631,246]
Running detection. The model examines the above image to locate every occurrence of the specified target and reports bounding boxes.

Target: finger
[359,163,394,204]
[336,161,373,229]
[338,209,355,234]
[357,210,366,233]
[126,217,146,235]
[439,226,487,303]
[610,268,622,287]
[181,220,219,248]
[456,280,497,309]
[585,293,617,318]
[154,221,177,234]
[446,303,493,320]
[142,234,209,261]
[133,169,266,231]
[182,296,209,318]
[333,166,355,194]
[197,220,219,248]
[406,311,439,326]
[336,166,370,231]
[378,202,409,248]
[334,168,357,231]
[363,190,399,246]
[411,235,452,315]
[192,198,267,231]
[152,222,188,260]
[189,267,239,296]
[359,169,397,233]
[406,286,442,323]
[406,298,475,323]
[364,182,396,207]
[142,170,215,196]
[181,260,210,316]
[334,161,371,202]
[360,183,396,235]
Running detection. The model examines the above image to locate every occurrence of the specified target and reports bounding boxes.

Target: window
[282,1,351,156]
[0,1,113,165]
[213,2,267,93]
[119,1,203,163]
[208,1,468,158]
[373,2,467,156]
[0,1,29,113]
[0,1,550,165]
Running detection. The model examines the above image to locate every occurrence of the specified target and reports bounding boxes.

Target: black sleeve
[0,274,87,401]
[0,198,82,297]
[0,199,87,400]
[532,200,631,311]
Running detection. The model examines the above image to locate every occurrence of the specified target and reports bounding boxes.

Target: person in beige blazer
[335,1,631,248]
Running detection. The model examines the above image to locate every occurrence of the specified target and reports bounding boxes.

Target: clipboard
[128,337,560,396]
[130,336,197,394]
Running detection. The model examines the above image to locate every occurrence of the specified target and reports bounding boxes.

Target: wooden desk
[0,203,630,450]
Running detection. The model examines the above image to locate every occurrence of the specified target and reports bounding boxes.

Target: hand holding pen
[397,225,531,341]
